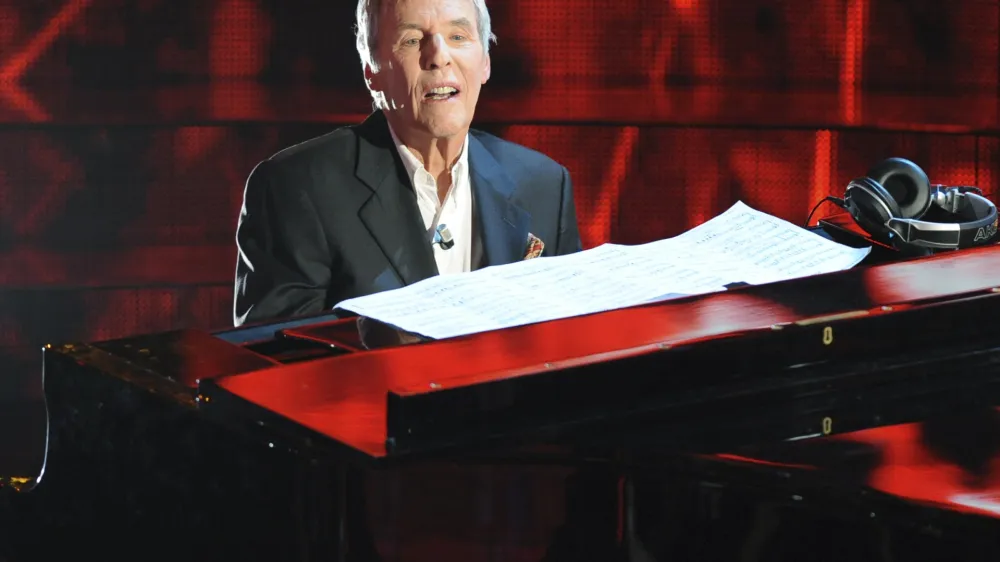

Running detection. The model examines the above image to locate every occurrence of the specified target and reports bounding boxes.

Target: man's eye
[402,38,419,46]
[451,35,466,41]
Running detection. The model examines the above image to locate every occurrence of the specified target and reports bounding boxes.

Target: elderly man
[233,0,582,326]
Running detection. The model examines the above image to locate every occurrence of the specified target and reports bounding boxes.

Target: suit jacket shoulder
[469,128,568,184]
[259,126,359,188]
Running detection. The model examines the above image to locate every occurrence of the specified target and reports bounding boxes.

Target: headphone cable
[805,196,847,228]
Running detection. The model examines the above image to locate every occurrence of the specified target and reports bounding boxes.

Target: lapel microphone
[433,223,455,250]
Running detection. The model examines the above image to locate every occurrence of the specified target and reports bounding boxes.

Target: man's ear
[482,53,491,84]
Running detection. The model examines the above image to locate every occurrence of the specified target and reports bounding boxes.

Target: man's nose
[422,34,452,68]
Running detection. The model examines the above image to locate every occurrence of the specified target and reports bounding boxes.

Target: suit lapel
[355,112,438,286]
[468,135,531,267]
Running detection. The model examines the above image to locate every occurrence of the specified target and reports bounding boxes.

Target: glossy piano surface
[720,407,1000,522]
[8,228,1000,562]
[200,241,1000,459]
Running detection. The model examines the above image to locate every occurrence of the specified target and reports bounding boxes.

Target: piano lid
[196,243,1000,460]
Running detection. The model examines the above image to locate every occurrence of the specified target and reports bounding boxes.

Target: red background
[1,2,999,558]
[0,0,998,371]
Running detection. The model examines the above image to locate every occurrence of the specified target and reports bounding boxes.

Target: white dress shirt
[388,125,475,275]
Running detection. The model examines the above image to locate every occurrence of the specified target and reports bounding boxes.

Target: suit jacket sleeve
[555,165,583,255]
[233,160,332,326]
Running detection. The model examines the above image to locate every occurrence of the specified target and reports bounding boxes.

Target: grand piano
[4,215,1000,561]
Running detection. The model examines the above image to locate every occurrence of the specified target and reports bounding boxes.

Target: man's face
[367,0,491,141]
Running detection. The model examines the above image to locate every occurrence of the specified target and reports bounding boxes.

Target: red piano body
[4,225,1000,561]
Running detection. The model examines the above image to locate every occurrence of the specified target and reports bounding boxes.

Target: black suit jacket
[233,111,583,326]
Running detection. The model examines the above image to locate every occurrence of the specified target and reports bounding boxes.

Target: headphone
[840,157,998,251]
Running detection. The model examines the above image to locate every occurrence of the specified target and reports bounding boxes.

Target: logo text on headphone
[974,218,999,243]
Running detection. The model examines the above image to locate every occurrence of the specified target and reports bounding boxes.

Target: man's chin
[385,108,471,139]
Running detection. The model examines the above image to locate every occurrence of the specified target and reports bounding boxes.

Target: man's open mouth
[425,87,459,101]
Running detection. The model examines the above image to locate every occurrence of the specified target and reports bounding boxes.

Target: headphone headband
[842,158,999,251]
[887,192,998,249]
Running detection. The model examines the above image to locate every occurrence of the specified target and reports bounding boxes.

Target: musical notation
[335,201,871,340]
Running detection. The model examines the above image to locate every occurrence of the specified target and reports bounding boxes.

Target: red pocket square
[523,233,544,260]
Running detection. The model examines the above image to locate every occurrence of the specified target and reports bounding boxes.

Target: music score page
[335,201,871,340]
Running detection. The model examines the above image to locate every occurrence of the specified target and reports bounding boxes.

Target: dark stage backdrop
[0,0,998,392]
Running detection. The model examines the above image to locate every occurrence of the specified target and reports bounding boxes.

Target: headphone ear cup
[845,177,901,241]
[866,157,932,219]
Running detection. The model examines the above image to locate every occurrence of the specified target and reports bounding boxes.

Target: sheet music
[335,201,871,340]
[670,200,872,284]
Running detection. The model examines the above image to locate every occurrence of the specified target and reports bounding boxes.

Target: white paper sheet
[335,201,871,339]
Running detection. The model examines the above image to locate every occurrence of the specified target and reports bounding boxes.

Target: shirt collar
[387,122,469,183]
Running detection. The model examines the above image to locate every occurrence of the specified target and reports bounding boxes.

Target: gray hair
[355,0,497,74]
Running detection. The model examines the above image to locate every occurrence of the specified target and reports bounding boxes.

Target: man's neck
[387,121,468,201]
[404,134,464,179]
